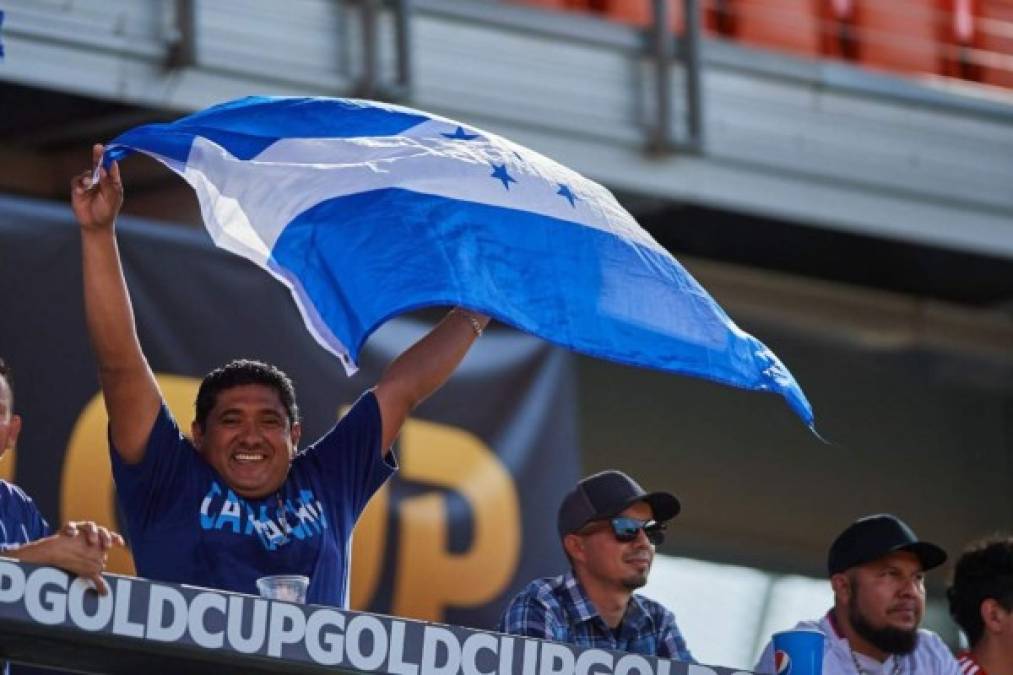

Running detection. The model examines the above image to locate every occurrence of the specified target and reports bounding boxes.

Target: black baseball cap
[557,470,681,538]
[827,513,947,576]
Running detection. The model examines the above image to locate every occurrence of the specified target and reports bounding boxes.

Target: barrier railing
[0,559,752,675]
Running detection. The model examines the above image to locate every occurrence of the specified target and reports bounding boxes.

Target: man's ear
[563,534,584,564]
[831,573,852,604]
[191,420,204,452]
[980,598,1010,635]
[289,421,302,452]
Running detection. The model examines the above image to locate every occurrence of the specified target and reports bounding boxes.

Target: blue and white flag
[101,96,813,426]
[0,10,6,59]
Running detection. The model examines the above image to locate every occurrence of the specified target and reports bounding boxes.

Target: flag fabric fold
[101,96,814,426]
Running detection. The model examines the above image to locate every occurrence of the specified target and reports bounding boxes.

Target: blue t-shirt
[0,481,54,675]
[0,480,51,551]
[111,391,394,607]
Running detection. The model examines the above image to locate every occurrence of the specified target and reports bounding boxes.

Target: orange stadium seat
[820,0,860,60]
[978,0,1013,86]
[713,0,822,58]
[853,0,942,75]
[601,0,686,33]
[939,0,982,81]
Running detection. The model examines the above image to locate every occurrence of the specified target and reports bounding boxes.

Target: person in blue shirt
[0,358,124,594]
[72,144,490,607]
[498,470,694,662]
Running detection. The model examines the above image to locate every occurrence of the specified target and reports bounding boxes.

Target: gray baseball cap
[557,470,681,538]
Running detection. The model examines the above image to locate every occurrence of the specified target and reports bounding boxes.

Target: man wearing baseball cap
[755,513,960,674]
[497,470,694,661]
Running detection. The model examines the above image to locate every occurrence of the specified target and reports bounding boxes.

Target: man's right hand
[7,521,126,595]
[71,144,123,233]
[43,526,119,595]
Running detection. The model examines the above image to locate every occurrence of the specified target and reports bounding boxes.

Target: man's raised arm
[373,308,490,453]
[72,144,161,464]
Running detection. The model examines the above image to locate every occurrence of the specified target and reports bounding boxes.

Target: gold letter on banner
[349,482,389,609]
[392,418,521,621]
[61,375,200,575]
[341,400,390,611]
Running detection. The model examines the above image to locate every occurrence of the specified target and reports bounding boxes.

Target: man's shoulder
[512,574,569,605]
[956,652,983,675]
[913,628,960,661]
[154,401,186,436]
[504,574,582,623]
[791,617,828,634]
[298,389,380,454]
[916,626,949,642]
[630,593,676,621]
[115,401,190,456]
[0,480,35,507]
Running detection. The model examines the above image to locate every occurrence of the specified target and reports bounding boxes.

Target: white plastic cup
[255,574,310,604]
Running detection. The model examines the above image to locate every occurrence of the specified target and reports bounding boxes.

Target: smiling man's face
[191,383,301,499]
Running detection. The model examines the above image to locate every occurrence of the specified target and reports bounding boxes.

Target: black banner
[0,194,579,630]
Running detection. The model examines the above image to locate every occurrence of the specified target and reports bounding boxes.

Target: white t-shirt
[754,612,961,675]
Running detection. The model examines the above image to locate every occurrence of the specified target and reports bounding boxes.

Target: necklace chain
[849,648,901,675]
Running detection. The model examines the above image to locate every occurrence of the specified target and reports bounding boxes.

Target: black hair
[947,535,1013,647]
[194,359,299,429]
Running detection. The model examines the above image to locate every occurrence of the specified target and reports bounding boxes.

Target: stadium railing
[0,559,749,675]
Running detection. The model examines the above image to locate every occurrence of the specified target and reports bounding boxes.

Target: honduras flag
[100,96,813,426]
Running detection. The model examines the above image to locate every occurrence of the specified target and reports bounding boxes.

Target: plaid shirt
[497,571,694,662]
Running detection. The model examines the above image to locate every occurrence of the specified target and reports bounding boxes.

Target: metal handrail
[649,0,705,155]
[167,0,196,69]
[356,0,413,101]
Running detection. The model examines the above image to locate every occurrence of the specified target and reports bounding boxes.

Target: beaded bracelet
[454,308,484,337]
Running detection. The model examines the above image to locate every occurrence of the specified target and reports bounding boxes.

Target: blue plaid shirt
[497,571,694,662]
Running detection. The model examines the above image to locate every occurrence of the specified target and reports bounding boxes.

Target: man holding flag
[72,143,489,608]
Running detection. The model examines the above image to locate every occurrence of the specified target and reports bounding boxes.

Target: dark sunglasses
[583,517,666,545]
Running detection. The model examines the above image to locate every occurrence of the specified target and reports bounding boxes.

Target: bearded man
[756,514,960,675]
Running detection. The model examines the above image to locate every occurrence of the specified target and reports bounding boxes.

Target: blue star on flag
[556,184,578,207]
[490,163,518,190]
[442,126,479,141]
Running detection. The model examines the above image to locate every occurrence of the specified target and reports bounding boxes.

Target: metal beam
[650,0,705,155]
[167,0,196,69]
[649,0,673,154]
[392,0,413,100]
[682,0,704,153]
[356,0,380,99]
